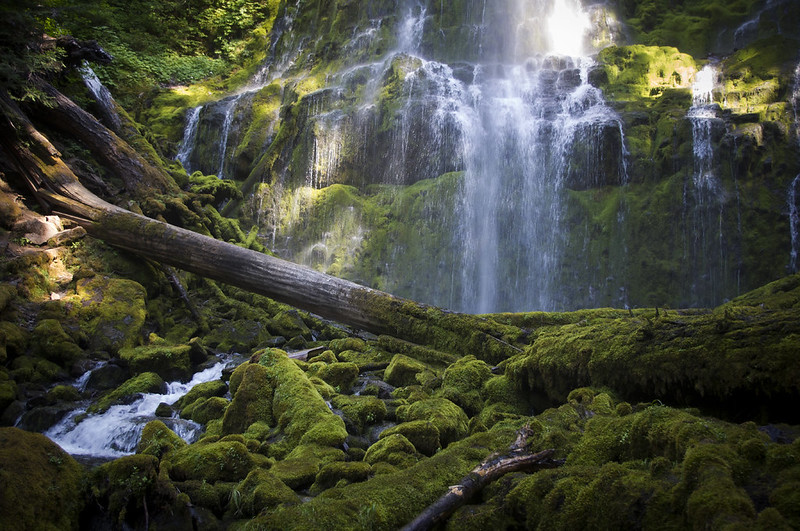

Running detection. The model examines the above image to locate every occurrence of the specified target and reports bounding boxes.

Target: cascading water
[178,0,628,312]
[80,63,121,132]
[685,64,728,305]
[456,0,627,312]
[176,105,202,173]
[45,358,234,459]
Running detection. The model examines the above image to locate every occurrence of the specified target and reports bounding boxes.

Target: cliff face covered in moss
[137,0,800,313]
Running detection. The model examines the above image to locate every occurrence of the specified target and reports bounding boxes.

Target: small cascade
[79,63,121,131]
[216,94,244,179]
[46,358,234,459]
[685,63,728,305]
[689,65,719,190]
[176,106,202,173]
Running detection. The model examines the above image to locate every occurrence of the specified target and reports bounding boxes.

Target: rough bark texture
[401,425,561,531]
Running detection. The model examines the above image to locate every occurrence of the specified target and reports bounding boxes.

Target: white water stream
[45,358,234,459]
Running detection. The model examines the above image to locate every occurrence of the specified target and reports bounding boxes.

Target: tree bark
[27,79,177,197]
[0,89,523,363]
[401,425,562,531]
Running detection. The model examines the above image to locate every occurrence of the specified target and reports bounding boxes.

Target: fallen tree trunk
[0,88,523,363]
[401,425,562,531]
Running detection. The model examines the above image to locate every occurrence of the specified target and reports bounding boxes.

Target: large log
[0,88,523,363]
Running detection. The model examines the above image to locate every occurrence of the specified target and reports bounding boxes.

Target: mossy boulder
[167,439,255,483]
[137,419,187,459]
[330,394,387,433]
[30,318,84,366]
[174,379,228,413]
[309,461,372,495]
[230,469,298,517]
[258,349,348,453]
[185,396,230,425]
[396,397,469,447]
[0,427,84,531]
[119,344,193,381]
[438,355,492,416]
[75,276,147,352]
[222,362,273,434]
[380,420,441,456]
[315,361,359,392]
[0,374,18,414]
[0,321,27,362]
[384,353,431,387]
[364,433,420,469]
[89,372,166,414]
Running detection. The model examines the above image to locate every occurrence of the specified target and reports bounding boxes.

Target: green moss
[330,394,387,432]
[364,433,420,469]
[438,355,492,416]
[119,344,193,381]
[384,353,432,387]
[167,439,255,483]
[309,461,372,496]
[74,276,147,352]
[230,469,298,517]
[174,379,228,413]
[380,420,441,457]
[137,419,187,459]
[222,362,273,434]
[254,420,524,529]
[396,398,469,448]
[186,396,230,425]
[89,372,165,414]
[504,278,800,421]
[30,319,84,366]
[0,427,84,531]
[315,361,359,391]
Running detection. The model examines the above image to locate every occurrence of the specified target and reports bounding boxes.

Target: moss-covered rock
[396,397,469,447]
[174,379,228,413]
[384,353,431,387]
[30,318,84,366]
[438,355,492,416]
[330,394,387,433]
[229,468,298,517]
[119,344,193,381]
[364,433,420,469]
[75,276,147,352]
[0,427,84,531]
[309,461,372,495]
[222,362,273,434]
[167,438,255,483]
[137,419,187,459]
[89,372,165,414]
[315,361,359,392]
[380,420,441,457]
[185,396,230,425]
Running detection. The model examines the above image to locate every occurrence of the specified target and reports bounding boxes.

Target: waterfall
[455,0,627,312]
[45,358,234,458]
[176,106,202,173]
[79,63,121,132]
[685,63,728,305]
